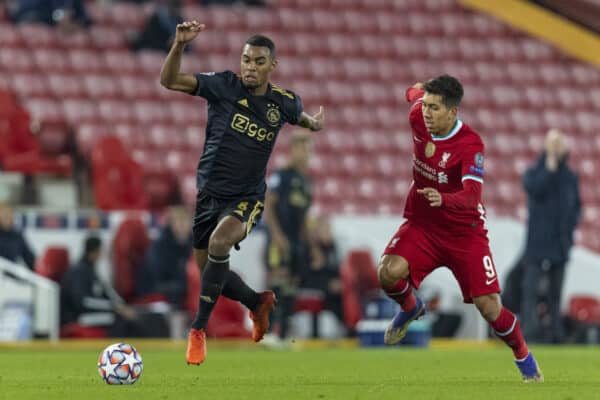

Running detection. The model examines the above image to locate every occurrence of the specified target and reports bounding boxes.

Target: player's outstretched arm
[159,20,206,93]
[298,106,325,131]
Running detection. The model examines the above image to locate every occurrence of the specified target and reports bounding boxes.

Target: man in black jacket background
[520,129,581,343]
[61,236,140,335]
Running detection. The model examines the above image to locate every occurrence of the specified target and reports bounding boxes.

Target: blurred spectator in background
[60,235,142,336]
[8,0,92,32]
[264,130,313,339]
[501,255,526,315]
[131,0,184,53]
[300,216,344,325]
[520,129,581,343]
[136,206,193,308]
[0,202,35,270]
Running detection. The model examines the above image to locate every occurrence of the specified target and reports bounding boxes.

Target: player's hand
[311,106,325,131]
[417,187,442,207]
[116,304,137,321]
[412,82,424,90]
[175,20,205,44]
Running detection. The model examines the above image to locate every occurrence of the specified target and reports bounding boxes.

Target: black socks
[191,254,230,330]
[222,270,261,311]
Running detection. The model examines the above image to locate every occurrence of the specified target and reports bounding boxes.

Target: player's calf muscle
[473,294,501,322]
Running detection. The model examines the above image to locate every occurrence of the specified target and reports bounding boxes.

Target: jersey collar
[431,119,463,141]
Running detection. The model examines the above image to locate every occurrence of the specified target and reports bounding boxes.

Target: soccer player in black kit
[160,20,324,365]
[264,130,313,340]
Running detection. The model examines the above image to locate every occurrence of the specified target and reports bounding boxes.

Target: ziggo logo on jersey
[230,113,275,142]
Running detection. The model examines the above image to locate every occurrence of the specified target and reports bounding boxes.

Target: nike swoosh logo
[413,136,422,142]
[485,278,497,285]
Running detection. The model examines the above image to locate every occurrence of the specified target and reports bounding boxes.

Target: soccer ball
[97,342,143,385]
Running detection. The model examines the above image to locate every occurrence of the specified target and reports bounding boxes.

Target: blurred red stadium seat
[35,246,70,283]
[112,216,150,302]
[89,26,128,50]
[568,296,600,324]
[18,24,60,49]
[32,49,69,73]
[48,74,86,99]
[91,135,148,210]
[84,75,122,99]
[340,250,380,330]
[0,48,35,73]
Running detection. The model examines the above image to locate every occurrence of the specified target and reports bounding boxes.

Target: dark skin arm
[159,20,205,93]
[297,107,325,131]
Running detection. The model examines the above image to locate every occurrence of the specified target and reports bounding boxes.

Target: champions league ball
[97,343,143,385]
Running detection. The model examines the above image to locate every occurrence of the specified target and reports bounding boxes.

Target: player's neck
[288,161,308,174]
[434,118,458,138]
[247,82,269,96]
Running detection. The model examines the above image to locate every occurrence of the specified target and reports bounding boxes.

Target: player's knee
[378,255,409,286]
[474,294,502,322]
[207,234,233,256]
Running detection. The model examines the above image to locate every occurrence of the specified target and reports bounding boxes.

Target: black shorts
[192,191,264,250]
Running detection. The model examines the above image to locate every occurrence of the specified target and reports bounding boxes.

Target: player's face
[422,93,458,136]
[240,45,276,90]
[0,204,13,229]
[292,139,313,168]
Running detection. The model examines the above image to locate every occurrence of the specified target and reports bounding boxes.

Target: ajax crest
[267,108,280,126]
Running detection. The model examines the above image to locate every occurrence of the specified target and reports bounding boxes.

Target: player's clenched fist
[175,20,205,44]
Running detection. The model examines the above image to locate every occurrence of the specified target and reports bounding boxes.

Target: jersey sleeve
[286,93,304,125]
[441,137,485,211]
[461,142,485,185]
[406,87,427,136]
[441,179,482,210]
[193,70,235,102]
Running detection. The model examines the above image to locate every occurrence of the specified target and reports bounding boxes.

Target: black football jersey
[267,167,312,241]
[193,70,304,199]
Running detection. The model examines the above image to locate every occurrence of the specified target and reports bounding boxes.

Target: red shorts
[383,221,501,303]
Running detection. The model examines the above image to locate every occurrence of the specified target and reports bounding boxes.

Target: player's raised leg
[187,216,244,365]
[473,294,543,382]
[196,247,275,341]
[378,255,425,345]
[220,263,276,343]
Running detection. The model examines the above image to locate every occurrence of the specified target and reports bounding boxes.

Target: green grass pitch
[0,341,598,400]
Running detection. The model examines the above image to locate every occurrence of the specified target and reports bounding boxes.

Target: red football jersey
[403,88,487,231]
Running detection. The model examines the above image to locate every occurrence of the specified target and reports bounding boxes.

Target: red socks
[490,307,529,359]
[383,279,416,311]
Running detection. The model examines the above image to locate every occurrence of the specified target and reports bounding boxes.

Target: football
[97,343,143,385]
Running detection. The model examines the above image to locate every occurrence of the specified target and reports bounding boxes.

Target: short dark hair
[423,74,464,108]
[245,35,276,58]
[84,236,102,256]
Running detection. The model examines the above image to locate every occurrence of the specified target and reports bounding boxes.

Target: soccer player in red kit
[378,75,543,382]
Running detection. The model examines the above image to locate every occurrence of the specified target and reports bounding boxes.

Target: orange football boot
[250,291,277,342]
[186,328,206,365]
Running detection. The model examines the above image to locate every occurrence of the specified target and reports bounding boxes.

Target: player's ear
[270,58,277,71]
[449,106,458,120]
